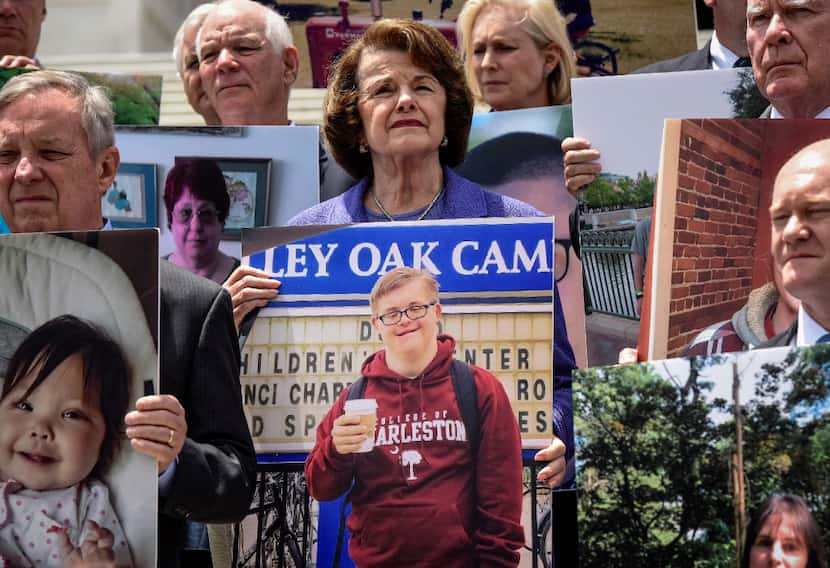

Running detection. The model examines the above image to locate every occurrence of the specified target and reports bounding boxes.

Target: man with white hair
[746,0,830,118]
[0,70,256,568]
[172,3,221,125]
[190,0,354,329]
[197,0,298,126]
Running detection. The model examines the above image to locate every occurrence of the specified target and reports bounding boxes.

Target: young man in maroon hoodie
[305,267,524,567]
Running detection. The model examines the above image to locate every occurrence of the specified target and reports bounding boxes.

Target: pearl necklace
[370,186,444,221]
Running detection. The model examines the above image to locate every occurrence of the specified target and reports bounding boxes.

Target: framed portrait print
[102,163,158,229]
[175,157,272,238]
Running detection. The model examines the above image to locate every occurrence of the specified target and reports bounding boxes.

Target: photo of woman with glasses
[162,158,239,284]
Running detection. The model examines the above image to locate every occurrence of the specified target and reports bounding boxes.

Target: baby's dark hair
[2,315,132,477]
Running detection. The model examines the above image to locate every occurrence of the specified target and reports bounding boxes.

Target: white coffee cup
[343,398,378,453]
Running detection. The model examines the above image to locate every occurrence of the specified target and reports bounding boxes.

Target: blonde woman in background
[456,0,576,110]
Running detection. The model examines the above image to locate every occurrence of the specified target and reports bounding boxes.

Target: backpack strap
[450,359,479,453]
[346,376,368,400]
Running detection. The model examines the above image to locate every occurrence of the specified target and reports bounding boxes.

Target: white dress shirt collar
[797,305,830,347]
[708,31,740,70]
[770,106,830,119]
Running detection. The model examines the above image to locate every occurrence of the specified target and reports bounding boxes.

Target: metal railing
[232,460,572,567]
[581,227,639,320]
[234,464,312,568]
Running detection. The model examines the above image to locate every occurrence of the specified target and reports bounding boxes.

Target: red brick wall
[666,119,764,356]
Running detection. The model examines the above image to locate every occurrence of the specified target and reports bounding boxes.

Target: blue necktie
[818,333,830,344]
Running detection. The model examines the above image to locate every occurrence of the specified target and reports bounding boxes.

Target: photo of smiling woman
[163,158,239,284]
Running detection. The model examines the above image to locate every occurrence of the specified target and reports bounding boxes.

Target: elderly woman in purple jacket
[288,19,541,225]
[289,19,576,488]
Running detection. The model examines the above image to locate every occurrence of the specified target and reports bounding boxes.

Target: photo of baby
[0,315,133,566]
[0,230,160,567]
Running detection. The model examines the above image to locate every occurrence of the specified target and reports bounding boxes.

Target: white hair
[0,71,114,157]
[173,3,216,77]
[195,0,294,60]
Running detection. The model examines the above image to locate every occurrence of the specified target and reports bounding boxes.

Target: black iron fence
[581,227,639,320]
[232,460,570,567]
[234,463,311,567]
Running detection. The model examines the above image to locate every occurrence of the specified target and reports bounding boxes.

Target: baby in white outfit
[0,315,133,567]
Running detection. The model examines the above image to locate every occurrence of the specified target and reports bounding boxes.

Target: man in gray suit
[0,70,256,568]
[635,0,749,73]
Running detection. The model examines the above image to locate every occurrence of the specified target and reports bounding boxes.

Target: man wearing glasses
[305,267,525,567]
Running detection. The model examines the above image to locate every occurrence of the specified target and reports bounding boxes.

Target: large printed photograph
[0,230,159,568]
[571,68,768,366]
[644,118,830,360]
[110,125,319,281]
[574,345,830,567]
[239,217,560,452]
[458,105,588,369]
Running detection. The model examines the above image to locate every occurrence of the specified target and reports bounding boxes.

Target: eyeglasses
[173,206,219,225]
[554,211,582,283]
[377,302,437,326]
[554,239,573,283]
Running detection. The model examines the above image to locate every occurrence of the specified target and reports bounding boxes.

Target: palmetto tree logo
[401,450,423,480]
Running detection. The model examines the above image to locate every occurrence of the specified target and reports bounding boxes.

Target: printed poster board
[646,118,830,360]
[0,230,159,567]
[574,345,830,566]
[240,218,559,452]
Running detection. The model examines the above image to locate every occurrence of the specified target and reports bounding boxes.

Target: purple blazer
[287,167,542,224]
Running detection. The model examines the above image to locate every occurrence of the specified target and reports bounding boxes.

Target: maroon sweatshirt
[305,335,524,567]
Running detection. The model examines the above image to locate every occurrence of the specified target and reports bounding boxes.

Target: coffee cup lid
[344,398,378,413]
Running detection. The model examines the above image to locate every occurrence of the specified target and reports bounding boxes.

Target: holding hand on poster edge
[0,55,40,69]
[125,395,187,474]
[562,137,602,193]
[618,347,640,365]
[223,265,281,330]
[332,413,369,455]
[534,436,567,489]
[57,520,116,566]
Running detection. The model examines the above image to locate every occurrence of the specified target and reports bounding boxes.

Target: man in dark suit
[746,0,830,119]
[635,0,749,73]
[0,69,256,567]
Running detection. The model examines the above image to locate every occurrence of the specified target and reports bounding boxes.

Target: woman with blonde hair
[456,0,576,110]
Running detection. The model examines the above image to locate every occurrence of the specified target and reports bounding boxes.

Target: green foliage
[582,170,656,209]
[576,359,733,567]
[726,68,769,119]
[78,72,162,126]
[576,346,830,567]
